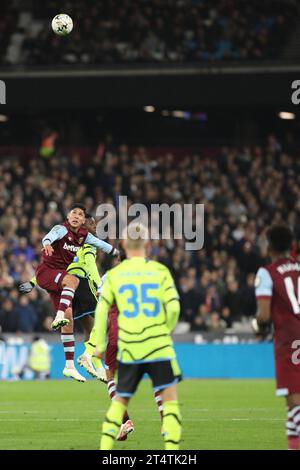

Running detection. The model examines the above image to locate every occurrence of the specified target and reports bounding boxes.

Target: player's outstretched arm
[83,245,101,287]
[42,225,68,255]
[85,233,119,257]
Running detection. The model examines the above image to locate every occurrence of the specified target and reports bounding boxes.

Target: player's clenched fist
[18,281,35,294]
[43,245,54,256]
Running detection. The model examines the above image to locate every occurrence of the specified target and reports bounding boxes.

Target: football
[51,14,73,36]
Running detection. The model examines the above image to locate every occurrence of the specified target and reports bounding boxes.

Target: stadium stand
[1,136,299,334]
[1,0,299,67]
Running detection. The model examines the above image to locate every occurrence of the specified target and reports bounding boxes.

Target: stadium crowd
[1,135,300,334]
[1,0,298,67]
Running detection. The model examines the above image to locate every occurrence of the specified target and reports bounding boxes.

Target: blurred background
[1,0,300,379]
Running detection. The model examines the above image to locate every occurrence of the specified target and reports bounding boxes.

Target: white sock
[66,360,74,368]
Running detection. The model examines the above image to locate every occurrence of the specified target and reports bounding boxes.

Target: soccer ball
[51,14,73,36]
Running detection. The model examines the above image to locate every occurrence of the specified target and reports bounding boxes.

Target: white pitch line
[0,417,285,422]
[0,418,101,422]
[0,410,107,414]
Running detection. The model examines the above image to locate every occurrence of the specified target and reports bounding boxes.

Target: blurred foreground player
[96,248,182,440]
[254,224,300,450]
[95,223,182,450]
[33,203,117,382]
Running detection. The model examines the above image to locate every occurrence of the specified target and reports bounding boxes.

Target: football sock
[123,410,130,424]
[84,326,97,356]
[100,400,127,450]
[84,342,94,357]
[57,287,75,316]
[162,400,182,450]
[154,391,164,421]
[61,333,75,364]
[107,380,130,423]
[107,380,117,400]
[288,406,300,450]
[91,356,102,369]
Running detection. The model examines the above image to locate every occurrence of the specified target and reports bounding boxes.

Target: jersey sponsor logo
[63,242,80,253]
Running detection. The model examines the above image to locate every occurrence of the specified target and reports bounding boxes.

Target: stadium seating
[1,138,298,333]
[1,0,298,67]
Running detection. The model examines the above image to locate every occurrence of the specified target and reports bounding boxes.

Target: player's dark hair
[69,203,86,214]
[266,224,294,254]
[85,213,94,220]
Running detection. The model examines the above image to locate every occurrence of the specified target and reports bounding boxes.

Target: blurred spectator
[0,299,19,332]
[13,237,35,262]
[222,278,243,327]
[240,273,256,318]
[178,276,202,323]
[15,296,38,333]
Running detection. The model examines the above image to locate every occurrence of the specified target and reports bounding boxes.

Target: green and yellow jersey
[94,257,180,364]
[31,244,101,296]
[67,244,101,297]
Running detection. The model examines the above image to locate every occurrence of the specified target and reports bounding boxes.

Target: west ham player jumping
[254,225,300,450]
[34,203,118,382]
[19,214,107,381]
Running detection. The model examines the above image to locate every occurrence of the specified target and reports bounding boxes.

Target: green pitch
[0,379,286,450]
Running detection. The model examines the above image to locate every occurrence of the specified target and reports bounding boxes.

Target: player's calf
[154,390,164,421]
[161,400,182,450]
[60,312,84,380]
[161,385,182,450]
[52,274,79,330]
[100,400,128,450]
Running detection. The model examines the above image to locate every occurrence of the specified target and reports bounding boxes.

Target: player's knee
[287,393,300,408]
[106,369,115,382]
[161,384,177,403]
[62,274,79,289]
[116,395,129,407]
